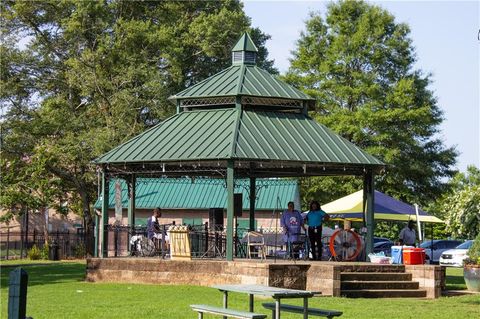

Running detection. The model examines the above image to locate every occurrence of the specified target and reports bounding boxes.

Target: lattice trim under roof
[179,96,236,107]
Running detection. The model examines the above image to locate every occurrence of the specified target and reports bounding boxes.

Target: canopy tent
[322,190,444,223]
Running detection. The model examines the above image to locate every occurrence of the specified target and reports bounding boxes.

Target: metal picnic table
[212,284,316,319]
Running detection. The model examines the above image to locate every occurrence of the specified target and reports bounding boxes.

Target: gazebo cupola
[168,33,315,113]
[231,33,258,65]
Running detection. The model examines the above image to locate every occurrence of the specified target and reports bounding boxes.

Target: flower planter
[464,265,480,292]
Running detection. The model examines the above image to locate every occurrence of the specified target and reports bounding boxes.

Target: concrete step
[341,289,427,298]
[341,280,419,290]
[341,272,412,281]
[339,265,405,273]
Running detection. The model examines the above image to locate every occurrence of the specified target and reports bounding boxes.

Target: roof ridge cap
[230,108,242,158]
[235,64,246,96]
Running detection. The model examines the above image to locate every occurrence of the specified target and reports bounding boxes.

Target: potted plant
[464,233,480,292]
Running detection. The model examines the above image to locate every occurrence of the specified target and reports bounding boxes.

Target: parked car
[439,240,474,267]
[420,240,463,264]
[374,237,392,244]
[373,240,394,256]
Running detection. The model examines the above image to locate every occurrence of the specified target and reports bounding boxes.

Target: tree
[286,1,457,208]
[0,0,275,248]
[440,166,480,239]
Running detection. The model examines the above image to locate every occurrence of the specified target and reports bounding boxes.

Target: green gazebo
[94,33,384,260]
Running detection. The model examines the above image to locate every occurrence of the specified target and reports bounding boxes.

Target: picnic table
[212,284,315,319]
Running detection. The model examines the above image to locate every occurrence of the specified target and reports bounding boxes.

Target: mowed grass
[1,262,479,319]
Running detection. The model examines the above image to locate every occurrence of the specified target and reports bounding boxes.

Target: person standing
[399,220,417,246]
[280,201,304,243]
[306,200,330,261]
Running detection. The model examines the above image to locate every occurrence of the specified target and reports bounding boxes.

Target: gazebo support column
[249,176,255,231]
[364,169,375,256]
[100,171,109,258]
[226,160,235,261]
[127,174,136,251]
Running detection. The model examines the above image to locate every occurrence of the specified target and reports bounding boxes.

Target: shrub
[73,243,86,258]
[465,232,480,266]
[27,245,41,260]
[40,242,50,260]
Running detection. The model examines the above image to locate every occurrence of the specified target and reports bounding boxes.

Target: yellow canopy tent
[322,190,444,223]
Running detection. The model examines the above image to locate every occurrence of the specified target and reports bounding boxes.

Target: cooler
[391,246,403,264]
[403,247,426,265]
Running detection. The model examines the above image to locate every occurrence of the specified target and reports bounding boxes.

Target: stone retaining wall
[405,264,445,298]
[86,259,444,298]
[86,258,308,289]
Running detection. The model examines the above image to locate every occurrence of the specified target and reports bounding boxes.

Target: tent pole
[414,204,422,241]
[226,160,235,261]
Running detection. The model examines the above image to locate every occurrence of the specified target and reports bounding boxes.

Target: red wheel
[329,229,362,261]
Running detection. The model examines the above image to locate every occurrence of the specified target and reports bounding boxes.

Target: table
[212,284,315,319]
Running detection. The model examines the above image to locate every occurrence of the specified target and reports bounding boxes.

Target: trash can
[403,247,425,265]
[48,241,59,261]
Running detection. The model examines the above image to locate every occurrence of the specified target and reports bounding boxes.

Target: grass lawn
[1,261,479,319]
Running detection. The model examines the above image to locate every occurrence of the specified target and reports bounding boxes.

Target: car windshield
[456,241,473,249]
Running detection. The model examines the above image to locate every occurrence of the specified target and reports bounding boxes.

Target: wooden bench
[190,304,267,319]
[262,303,343,318]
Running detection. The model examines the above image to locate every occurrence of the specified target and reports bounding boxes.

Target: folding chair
[246,231,266,259]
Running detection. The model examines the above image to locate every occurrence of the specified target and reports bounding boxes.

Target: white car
[439,240,474,267]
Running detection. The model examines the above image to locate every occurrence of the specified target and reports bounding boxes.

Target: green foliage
[73,243,86,259]
[41,242,50,260]
[465,232,480,265]
[441,166,480,239]
[0,0,274,230]
[373,221,401,240]
[287,1,457,209]
[27,245,42,260]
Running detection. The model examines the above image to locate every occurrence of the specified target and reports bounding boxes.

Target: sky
[243,0,480,173]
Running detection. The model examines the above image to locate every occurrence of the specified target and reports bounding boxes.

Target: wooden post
[8,267,28,319]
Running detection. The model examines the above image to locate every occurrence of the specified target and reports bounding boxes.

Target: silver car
[439,240,474,267]
[420,240,462,264]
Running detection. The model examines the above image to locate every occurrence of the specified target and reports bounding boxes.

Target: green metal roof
[95,108,237,163]
[169,64,313,102]
[235,111,382,164]
[94,178,299,210]
[95,108,383,167]
[232,33,258,52]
